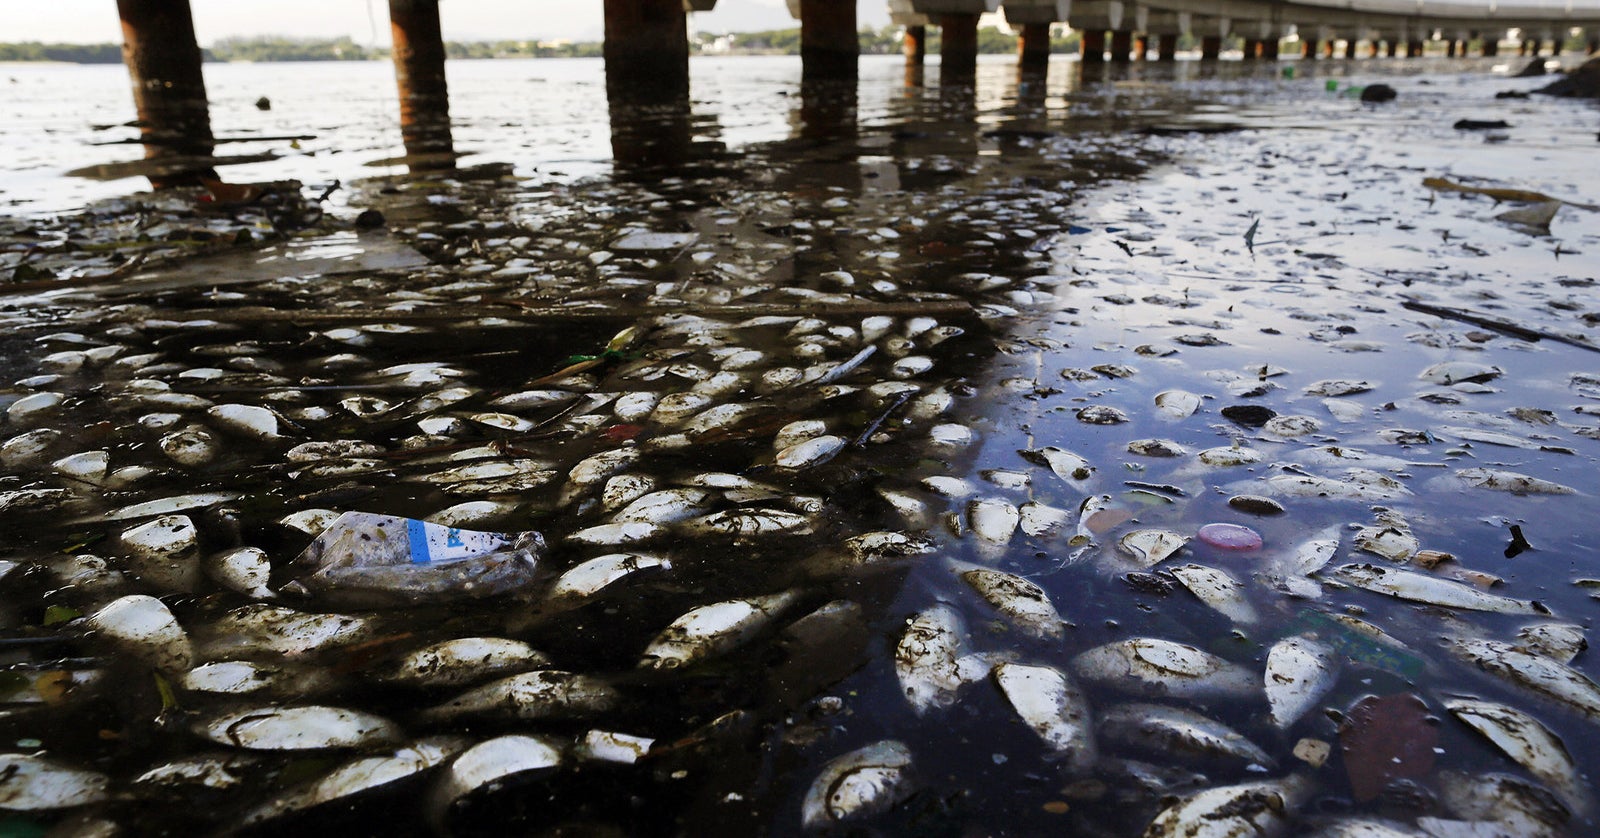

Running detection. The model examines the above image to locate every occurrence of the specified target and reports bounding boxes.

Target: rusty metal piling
[389,0,454,171]
[116,0,214,186]
[905,25,927,63]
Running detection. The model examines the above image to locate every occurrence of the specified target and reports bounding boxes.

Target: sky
[11,0,895,45]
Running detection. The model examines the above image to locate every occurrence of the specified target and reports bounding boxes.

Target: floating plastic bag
[288,512,543,605]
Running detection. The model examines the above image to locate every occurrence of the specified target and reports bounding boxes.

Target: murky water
[2,52,1600,834]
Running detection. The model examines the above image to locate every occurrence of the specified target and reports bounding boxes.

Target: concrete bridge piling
[389,0,453,171]
[115,0,214,186]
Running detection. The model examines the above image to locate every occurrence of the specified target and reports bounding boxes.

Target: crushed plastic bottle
[286,512,543,605]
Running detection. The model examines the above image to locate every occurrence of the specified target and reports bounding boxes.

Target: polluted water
[2,51,1600,835]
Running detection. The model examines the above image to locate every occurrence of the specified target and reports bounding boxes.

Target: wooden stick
[1401,299,1600,354]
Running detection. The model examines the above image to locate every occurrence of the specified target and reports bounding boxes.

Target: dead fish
[601,474,659,513]
[194,706,402,750]
[775,435,847,470]
[134,753,261,791]
[1019,446,1095,483]
[1260,525,1341,599]
[1143,775,1309,838]
[1305,379,1375,397]
[1128,439,1188,458]
[159,428,218,467]
[1517,623,1587,665]
[199,604,373,658]
[1445,698,1588,814]
[577,729,655,765]
[640,591,798,669]
[680,508,813,539]
[119,513,201,591]
[1438,468,1577,496]
[1072,638,1257,700]
[959,568,1064,639]
[992,663,1095,769]
[548,553,671,605]
[1170,564,1259,624]
[611,488,712,525]
[102,492,238,523]
[0,754,110,810]
[1354,513,1419,563]
[803,531,937,577]
[420,671,619,721]
[1451,639,1600,723]
[1420,361,1503,385]
[565,521,664,546]
[86,594,193,674]
[0,429,63,469]
[239,737,466,828]
[206,404,283,440]
[1432,771,1570,838]
[1334,564,1549,615]
[1100,703,1273,768]
[1263,468,1412,501]
[1117,530,1189,568]
[1198,443,1264,467]
[181,660,337,697]
[427,735,564,830]
[800,741,915,830]
[1266,636,1340,729]
[206,546,275,600]
[967,499,1020,545]
[376,637,551,688]
[895,604,967,715]
[1018,500,1072,537]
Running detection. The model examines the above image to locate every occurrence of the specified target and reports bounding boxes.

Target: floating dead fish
[103,492,237,523]
[119,513,202,590]
[1445,698,1588,814]
[611,231,698,250]
[681,508,813,538]
[1020,446,1095,483]
[1263,468,1412,501]
[566,520,664,546]
[427,735,564,829]
[1143,776,1308,838]
[1438,468,1577,496]
[895,604,968,715]
[1266,636,1340,729]
[1305,380,1376,397]
[52,450,107,486]
[1072,638,1257,700]
[960,568,1064,638]
[1335,564,1549,615]
[1077,405,1128,424]
[548,553,671,605]
[967,499,1020,545]
[200,604,373,658]
[134,753,261,791]
[206,546,275,600]
[1128,439,1188,458]
[1517,623,1587,665]
[194,705,402,750]
[1018,500,1072,537]
[804,531,937,577]
[420,671,619,721]
[1117,530,1188,568]
[1354,519,1420,564]
[800,741,915,831]
[1433,771,1571,837]
[1420,361,1503,386]
[0,754,109,811]
[611,488,712,526]
[1170,564,1259,624]
[640,591,798,669]
[1101,702,1272,768]
[240,737,466,828]
[992,663,1095,769]
[377,637,551,688]
[1451,639,1600,723]
[775,435,846,470]
[1197,443,1264,467]
[206,404,283,440]
[0,429,63,469]
[578,730,654,765]
[181,660,336,697]
[87,594,193,673]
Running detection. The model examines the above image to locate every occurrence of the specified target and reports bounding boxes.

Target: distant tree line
[0,42,122,63]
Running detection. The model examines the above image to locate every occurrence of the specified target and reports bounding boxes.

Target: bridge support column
[1482,35,1499,56]
[1385,40,1398,57]
[604,0,689,97]
[905,25,927,63]
[1446,39,1457,57]
[1081,30,1107,64]
[389,0,454,171]
[940,13,980,79]
[116,0,214,186]
[1408,40,1424,57]
[1110,30,1134,62]
[1302,39,1318,60]
[1156,33,1177,61]
[1589,35,1599,55]
[1263,38,1279,59]
[800,0,857,80]
[1367,40,1379,58]
[1551,37,1562,56]
[1342,39,1355,59]
[1200,35,1222,60]
[1018,23,1052,71]
[1242,38,1260,59]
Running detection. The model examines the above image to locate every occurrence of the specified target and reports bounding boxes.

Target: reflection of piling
[1156,33,1177,62]
[940,14,980,80]
[116,0,214,186]
[905,25,927,63]
[603,0,690,99]
[1200,35,1221,61]
[389,0,454,171]
[1110,30,1133,62]
[608,86,693,176]
[800,0,858,81]
[1019,23,1052,72]
[1081,30,1107,64]
[1407,40,1424,57]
